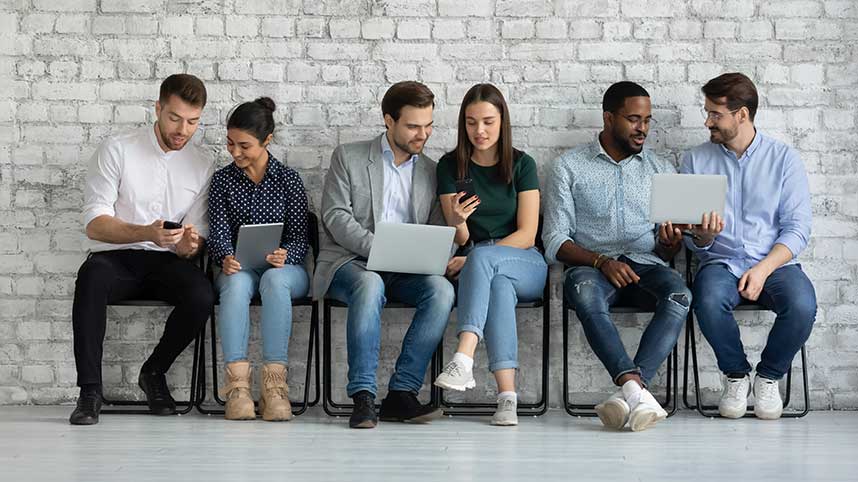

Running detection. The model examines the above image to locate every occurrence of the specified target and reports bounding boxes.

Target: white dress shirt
[380,133,416,224]
[82,125,215,253]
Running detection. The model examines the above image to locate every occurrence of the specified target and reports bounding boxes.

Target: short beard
[611,128,643,158]
[157,122,185,151]
[709,126,737,144]
[393,137,422,156]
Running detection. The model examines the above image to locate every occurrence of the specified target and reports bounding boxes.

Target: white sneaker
[753,375,783,420]
[594,391,630,430]
[491,397,518,426]
[719,374,750,419]
[433,359,476,391]
[626,388,668,432]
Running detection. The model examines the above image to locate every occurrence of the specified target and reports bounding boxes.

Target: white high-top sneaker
[626,387,668,432]
[718,374,751,419]
[753,375,783,420]
[594,391,630,430]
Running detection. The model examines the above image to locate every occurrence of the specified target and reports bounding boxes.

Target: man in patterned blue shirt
[661,73,816,420]
[543,82,691,432]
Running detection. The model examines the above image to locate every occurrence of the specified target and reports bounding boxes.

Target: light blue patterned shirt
[542,137,676,266]
[681,131,812,277]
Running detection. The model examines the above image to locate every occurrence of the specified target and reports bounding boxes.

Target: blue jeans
[692,263,816,380]
[564,257,690,385]
[456,243,548,372]
[215,264,309,364]
[327,260,455,397]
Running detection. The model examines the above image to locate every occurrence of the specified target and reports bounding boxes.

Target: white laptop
[234,222,283,270]
[366,223,456,276]
[649,173,728,225]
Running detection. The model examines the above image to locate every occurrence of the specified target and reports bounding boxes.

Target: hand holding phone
[454,178,477,204]
[163,221,182,229]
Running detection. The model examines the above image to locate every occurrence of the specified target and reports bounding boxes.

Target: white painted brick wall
[0,1,855,409]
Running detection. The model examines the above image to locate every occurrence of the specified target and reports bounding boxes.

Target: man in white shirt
[70,74,216,425]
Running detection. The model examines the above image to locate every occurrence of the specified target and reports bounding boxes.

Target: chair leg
[322,301,351,416]
[292,302,318,416]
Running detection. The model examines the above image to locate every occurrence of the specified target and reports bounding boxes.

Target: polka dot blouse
[207,152,309,267]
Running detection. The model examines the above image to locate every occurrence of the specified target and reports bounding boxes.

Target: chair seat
[109,300,172,307]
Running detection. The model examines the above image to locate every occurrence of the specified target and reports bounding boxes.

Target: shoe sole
[490,419,518,426]
[754,407,783,420]
[349,419,377,429]
[629,407,666,432]
[379,407,444,424]
[137,380,176,416]
[595,399,629,430]
[719,406,747,419]
[433,378,476,391]
[69,418,98,426]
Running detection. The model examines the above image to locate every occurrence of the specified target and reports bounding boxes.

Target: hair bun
[254,97,276,112]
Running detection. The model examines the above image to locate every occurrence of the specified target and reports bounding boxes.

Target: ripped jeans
[564,256,690,386]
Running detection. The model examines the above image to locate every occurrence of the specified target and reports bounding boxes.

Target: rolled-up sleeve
[542,155,576,265]
[774,148,812,258]
[81,139,121,229]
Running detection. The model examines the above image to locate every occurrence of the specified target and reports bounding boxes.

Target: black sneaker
[138,369,177,416]
[69,387,102,425]
[349,390,377,429]
[379,390,443,424]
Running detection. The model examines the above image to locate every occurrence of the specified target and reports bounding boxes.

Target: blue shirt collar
[718,128,763,162]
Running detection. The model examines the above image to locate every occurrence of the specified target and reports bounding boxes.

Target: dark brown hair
[702,72,758,121]
[227,97,276,144]
[381,81,435,121]
[454,83,514,185]
[159,73,207,108]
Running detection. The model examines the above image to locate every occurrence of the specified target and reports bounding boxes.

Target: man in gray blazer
[314,81,455,429]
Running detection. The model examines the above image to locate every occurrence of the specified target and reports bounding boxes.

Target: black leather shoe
[69,388,102,425]
[138,370,177,415]
[379,390,443,423]
[349,390,377,429]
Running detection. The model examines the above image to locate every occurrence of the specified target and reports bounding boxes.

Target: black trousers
[72,250,214,387]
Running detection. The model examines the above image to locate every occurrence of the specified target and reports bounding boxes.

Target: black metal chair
[322,299,442,416]
[194,212,321,416]
[101,253,207,415]
[561,262,681,418]
[682,249,809,418]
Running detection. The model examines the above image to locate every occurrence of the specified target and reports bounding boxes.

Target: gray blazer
[312,133,444,299]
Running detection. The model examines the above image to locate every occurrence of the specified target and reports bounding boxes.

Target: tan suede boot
[259,363,292,421]
[218,361,255,420]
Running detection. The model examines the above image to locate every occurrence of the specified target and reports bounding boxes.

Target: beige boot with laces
[260,363,292,421]
[219,361,255,420]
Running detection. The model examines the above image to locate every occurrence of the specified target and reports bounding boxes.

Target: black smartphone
[163,221,182,230]
[454,178,477,204]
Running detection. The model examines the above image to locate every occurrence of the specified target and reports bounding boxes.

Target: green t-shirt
[437,150,539,244]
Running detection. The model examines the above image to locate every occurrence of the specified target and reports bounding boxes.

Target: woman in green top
[433,84,548,426]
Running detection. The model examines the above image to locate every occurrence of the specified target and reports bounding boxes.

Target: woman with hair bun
[207,97,310,421]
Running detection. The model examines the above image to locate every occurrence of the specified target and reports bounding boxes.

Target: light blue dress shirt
[542,137,677,267]
[681,130,812,277]
[380,133,416,224]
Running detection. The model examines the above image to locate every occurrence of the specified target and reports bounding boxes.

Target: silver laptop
[234,222,283,270]
[366,223,456,276]
[649,173,728,224]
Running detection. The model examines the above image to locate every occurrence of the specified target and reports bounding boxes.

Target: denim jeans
[564,256,690,385]
[456,242,548,372]
[692,263,816,380]
[215,264,309,365]
[327,260,455,397]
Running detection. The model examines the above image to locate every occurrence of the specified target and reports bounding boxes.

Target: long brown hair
[454,83,514,184]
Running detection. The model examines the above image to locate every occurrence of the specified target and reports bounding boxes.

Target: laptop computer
[234,222,283,270]
[649,173,728,225]
[366,223,456,276]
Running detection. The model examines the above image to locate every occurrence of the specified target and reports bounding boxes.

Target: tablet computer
[649,173,727,225]
[234,222,283,270]
[366,223,456,276]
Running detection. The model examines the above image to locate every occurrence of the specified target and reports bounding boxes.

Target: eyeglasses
[620,115,656,128]
[701,107,740,122]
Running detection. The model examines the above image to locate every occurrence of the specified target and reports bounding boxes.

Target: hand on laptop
[689,211,724,247]
[222,255,241,275]
[599,259,640,288]
[175,224,200,258]
[266,248,287,268]
[445,256,467,280]
[148,220,185,248]
[449,192,480,226]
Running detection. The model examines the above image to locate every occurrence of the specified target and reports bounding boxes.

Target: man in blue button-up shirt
[665,73,817,420]
[543,82,691,432]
